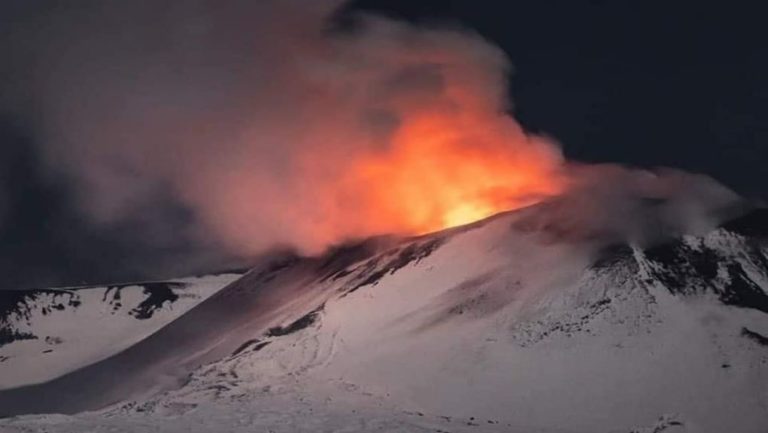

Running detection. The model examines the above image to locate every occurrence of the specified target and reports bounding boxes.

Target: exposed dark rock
[316,237,393,283]
[592,243,636,270]
[719,264,768,314]
[345,238,444,295]
[644,242,720,295]
[644,240,768,314]
[1,280,192,346]
[0,327,37,348]
[266,307,322,337]
[741,327,768,347]
[128,283,185,320]
[231,339,271,356]
[0,290,77,323]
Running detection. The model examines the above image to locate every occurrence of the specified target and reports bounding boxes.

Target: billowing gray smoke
[0,0,746,286]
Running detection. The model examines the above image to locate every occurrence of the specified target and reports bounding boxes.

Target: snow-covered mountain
[0,273,243,389]
[1,204,766,433]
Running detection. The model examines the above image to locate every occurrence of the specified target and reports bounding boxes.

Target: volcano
[1,201,767,433]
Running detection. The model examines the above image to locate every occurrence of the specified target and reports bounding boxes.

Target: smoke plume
[0,0,744,277]
[7,0,566,257]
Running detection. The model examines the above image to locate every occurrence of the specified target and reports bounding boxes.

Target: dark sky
[0,1,766,289]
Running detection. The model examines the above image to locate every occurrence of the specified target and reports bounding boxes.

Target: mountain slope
[1,206,767,432]
[129,207,767,433]
[0,273,242,389]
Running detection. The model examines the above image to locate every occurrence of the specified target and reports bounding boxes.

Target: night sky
[0,1,766,289]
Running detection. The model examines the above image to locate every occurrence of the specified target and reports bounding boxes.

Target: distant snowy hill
[0,273,242,389]
[1,206,766,432]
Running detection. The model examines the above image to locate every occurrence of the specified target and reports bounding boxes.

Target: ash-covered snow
[1,207,767,432]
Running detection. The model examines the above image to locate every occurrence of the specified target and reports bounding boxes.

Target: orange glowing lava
[342,109,566,236]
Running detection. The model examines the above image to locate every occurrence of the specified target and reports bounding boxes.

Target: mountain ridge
[1,204,766,432]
